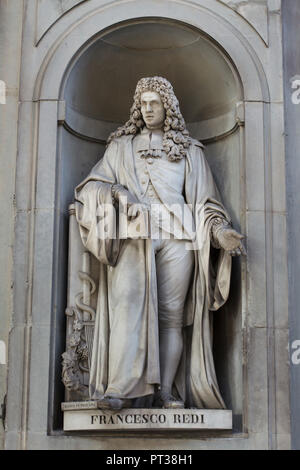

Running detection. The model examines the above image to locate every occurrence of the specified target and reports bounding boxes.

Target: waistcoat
[132,128,194,240]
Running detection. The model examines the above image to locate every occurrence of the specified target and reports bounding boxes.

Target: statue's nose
[146,103,152,112]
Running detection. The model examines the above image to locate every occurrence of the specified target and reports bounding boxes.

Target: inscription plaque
[62,402,232,431]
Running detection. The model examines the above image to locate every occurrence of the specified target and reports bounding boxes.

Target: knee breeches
[153,238,194,329]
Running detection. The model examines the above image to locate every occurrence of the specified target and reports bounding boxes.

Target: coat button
[147,158,153,164]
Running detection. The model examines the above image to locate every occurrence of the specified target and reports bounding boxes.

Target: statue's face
[140,91,165,130]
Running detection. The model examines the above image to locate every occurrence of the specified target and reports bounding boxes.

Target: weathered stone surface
[247,327,268,434]
[36,0,88,43]
[282,0,300,450]
[0,0,23,450]
[218,0,269,44]
[246,211,267,328]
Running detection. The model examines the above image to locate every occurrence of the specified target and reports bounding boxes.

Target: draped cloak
[75,135,232,409]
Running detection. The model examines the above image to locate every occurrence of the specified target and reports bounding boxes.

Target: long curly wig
[107,76,191,162]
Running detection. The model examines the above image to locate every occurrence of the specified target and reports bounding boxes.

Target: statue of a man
[75,77,245,411]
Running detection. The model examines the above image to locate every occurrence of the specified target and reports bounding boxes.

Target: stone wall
[282,0,300,451]
[0,0,24,450]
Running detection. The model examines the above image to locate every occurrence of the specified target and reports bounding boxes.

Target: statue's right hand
[113,185,138,205]
[113,186,147,220]
[127,203,148,221]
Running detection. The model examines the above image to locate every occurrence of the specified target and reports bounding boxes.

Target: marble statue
[74,76,245,411]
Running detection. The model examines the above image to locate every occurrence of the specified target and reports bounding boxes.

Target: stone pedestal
[62,402,232,431]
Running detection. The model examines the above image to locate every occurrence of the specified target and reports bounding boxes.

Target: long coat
[75,134,232,409]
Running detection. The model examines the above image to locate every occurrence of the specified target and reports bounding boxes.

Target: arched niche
[63,19,242,142]
[54,17,244,431]
[60,18,244,225]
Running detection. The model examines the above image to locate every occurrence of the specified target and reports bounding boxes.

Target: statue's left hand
[216,227,246,256]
